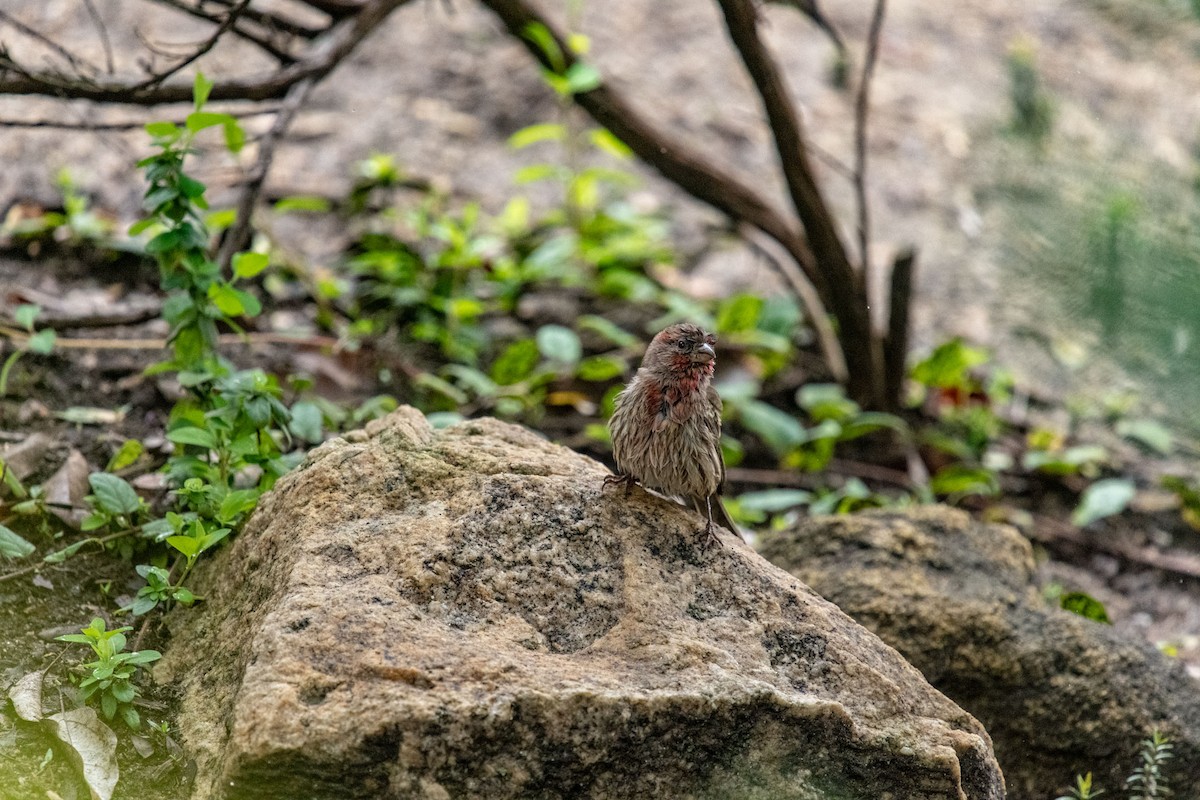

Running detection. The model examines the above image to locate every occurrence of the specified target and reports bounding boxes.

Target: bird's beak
[694,342,716,363]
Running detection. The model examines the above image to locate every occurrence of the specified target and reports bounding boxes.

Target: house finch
[605,323,741,548]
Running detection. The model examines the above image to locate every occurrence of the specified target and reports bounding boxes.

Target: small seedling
[56,617,161,729]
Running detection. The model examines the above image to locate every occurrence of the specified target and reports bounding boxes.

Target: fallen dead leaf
[44,449,91,528]
[8,670,44,722]
[0,432,53,481]
[44,707,119,800]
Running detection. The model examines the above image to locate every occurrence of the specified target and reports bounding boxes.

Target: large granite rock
[157,408,1003,799]
[758,506,1200,800]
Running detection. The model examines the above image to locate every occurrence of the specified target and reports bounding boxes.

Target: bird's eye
[676,340,689,351]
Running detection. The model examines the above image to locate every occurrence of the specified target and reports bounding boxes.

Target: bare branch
[132,0,252,90]
[145,0,302,63]
[0,107,280,130]
[0,9,103,79]
[739,223,848,385]
[217,77,316,268]
[766,0,847,66]
[882,246,914,412]
[154,0,326,41]
[82,0,115,74]
[0,0,412,104]
[716,0,881,405]
[853,0,885,284]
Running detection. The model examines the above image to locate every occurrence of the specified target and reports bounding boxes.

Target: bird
[604,322,741,549]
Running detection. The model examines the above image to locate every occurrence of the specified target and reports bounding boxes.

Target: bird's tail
[690,494,746,542]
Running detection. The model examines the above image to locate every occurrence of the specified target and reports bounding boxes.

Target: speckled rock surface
[157,408,1003,799]
[758,506,1200,800]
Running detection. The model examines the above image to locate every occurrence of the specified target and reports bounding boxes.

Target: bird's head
[642,323,717,379]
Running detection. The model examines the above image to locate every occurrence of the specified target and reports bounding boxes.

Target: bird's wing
[705,384,726,488]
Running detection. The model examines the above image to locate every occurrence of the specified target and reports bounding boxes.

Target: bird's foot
[697,518,722,552]
[603,473,638,496]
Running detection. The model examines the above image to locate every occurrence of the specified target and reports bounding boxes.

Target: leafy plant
[55,617,162,729]
[1007,36,1054,143]
[1059,591,1111,624]
[1055,772,1103,800]
[0,303,56,397]
[1055,731,1172,800]
[1126,730,1173,800]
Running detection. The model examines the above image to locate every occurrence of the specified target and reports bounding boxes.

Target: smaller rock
[760,506,1200,800]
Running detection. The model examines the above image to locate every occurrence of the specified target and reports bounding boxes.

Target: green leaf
[796,383,858,423]
[1072,478,1135,527]
[144,121,180,139]
[105,439,145,472]
[587,128,632,159]
[577,315,638,348]
[911,337,989,391]
[564,62,602,94]
[716,294,764,334]
[207,284,261,318]
[185,111,233,133]
[930,465,1000,498]
[738,400,807,454]
[43,539,93,563]
[217,489,260,524]
[521,22,564,72]
[123,650,161,665]
[735,489,813,514]
[232,252,269,280]
[223,120,245,154]
[491,340,541,386]
[127,218,156,237]
[1060,591,1111,624]
[0,524,35,558]
[1115,418,1173,455]
[27,329,56,355]
[288,400,324,444]
[14,304,40,331]
[576,355,627,382]
[441,365,497,399]
[88,473,141,516]
[514,164,564,185]
[414,372,468,405]
[535,325,582,365]
[508,123,567,149]
[273,195,331,213]
[193,72,213,109]
[840,412,910,440]
[166,535,200,559]
[167,426,218,450]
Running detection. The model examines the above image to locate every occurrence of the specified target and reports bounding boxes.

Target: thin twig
[0,0,413,104]
[739,222,848,383]
[0,325,341,351]
[81,0,115,74]
[146,0,303,63]
[853,0,886,282]
[184,0,327,38]
[217,77,316,269]
[1026,514,1200,583]
[132,0,252,91]
[0,9,102,78]
[0,106,281,130]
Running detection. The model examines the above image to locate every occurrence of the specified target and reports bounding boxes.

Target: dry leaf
[44,707,119,800]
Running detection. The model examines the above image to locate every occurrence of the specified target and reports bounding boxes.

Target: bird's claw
[697,519,721,552]
[603,473,637,496]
